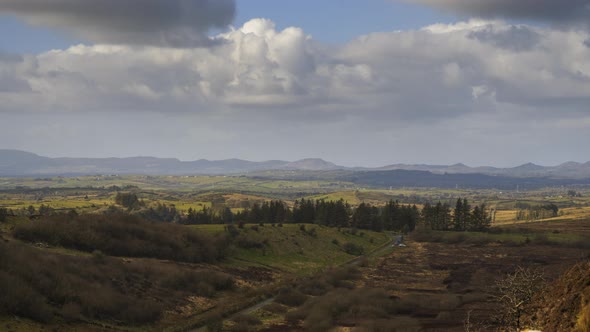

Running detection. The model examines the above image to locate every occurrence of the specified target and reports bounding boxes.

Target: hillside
[528,260,590,331]
[0,213,388,331]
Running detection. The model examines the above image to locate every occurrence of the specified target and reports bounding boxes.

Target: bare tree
[495,266,546,331]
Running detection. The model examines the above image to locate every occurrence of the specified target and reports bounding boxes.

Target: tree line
[181,198,420,233]
[421,198,491,232]
[5,193,493,234]
[516,203,559,221]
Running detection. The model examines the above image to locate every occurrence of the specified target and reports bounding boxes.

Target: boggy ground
[209,221,590,332]
[360,239,587,331]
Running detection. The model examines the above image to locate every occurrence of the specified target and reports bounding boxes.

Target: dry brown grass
[575,302,590,332]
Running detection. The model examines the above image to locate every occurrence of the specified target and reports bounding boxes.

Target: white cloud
[1,18,590,165]
[1,19,589,116]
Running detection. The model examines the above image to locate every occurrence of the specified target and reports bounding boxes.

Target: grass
[190,224,390,275]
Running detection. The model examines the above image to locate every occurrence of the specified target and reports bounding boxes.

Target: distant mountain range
[0,149,589,179]
[0,150,341,176]
[374,161,590,179]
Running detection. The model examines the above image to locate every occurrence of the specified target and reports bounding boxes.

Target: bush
[231,314,262,332]
[275,288,309,307]
[298,279,332,296]
[342,242,365,255]
[160,270,235,297]
[13,213,229,263]
[0,241,234,326]
[290,288,394,331]
[0,271,53,323]
[263,302,288,314]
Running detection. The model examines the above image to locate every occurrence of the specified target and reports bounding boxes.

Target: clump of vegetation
[231,314,262,332]
[297,266,361,296]
[0,241,236,325]
[14,213,229,263]
[160,270,235,297]
[275,288,309,307]
[115,192,143,210]
[342,242,365,255]
[286,288,395,331]
[0,207,12,222]
[262,302,288,314]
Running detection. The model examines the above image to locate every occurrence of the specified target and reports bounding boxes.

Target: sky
[0,0,589,167]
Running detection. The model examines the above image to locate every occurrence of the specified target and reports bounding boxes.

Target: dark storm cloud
[0,53,32,93]
[408,0,590,24]
[0,0,236,47]
[468,25,541,52]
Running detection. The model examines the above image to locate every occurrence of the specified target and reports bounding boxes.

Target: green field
[191,224,390,275]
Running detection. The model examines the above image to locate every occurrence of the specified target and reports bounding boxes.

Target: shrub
[306,227,317,237]
[275,288,309,307]
[0,271,53,323]
[160,270,235,296]
[263,302,288,314]
[231,314,262,332]
[357,256,369,267]
[291,288,394,331]
[298,279,332,296]
[13,213,229,263]
[342,242,365,255]
[0,241,233,326]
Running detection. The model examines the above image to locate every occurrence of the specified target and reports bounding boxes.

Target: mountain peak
[284,158,340,171]
[450,163,469,168]
[513,162,544,170]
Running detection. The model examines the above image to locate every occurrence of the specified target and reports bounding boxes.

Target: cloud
[1,19,590,166]
[405,0,590,25]
[1,19,590,120]
[467,25,540,52]
[0,0,236,47]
